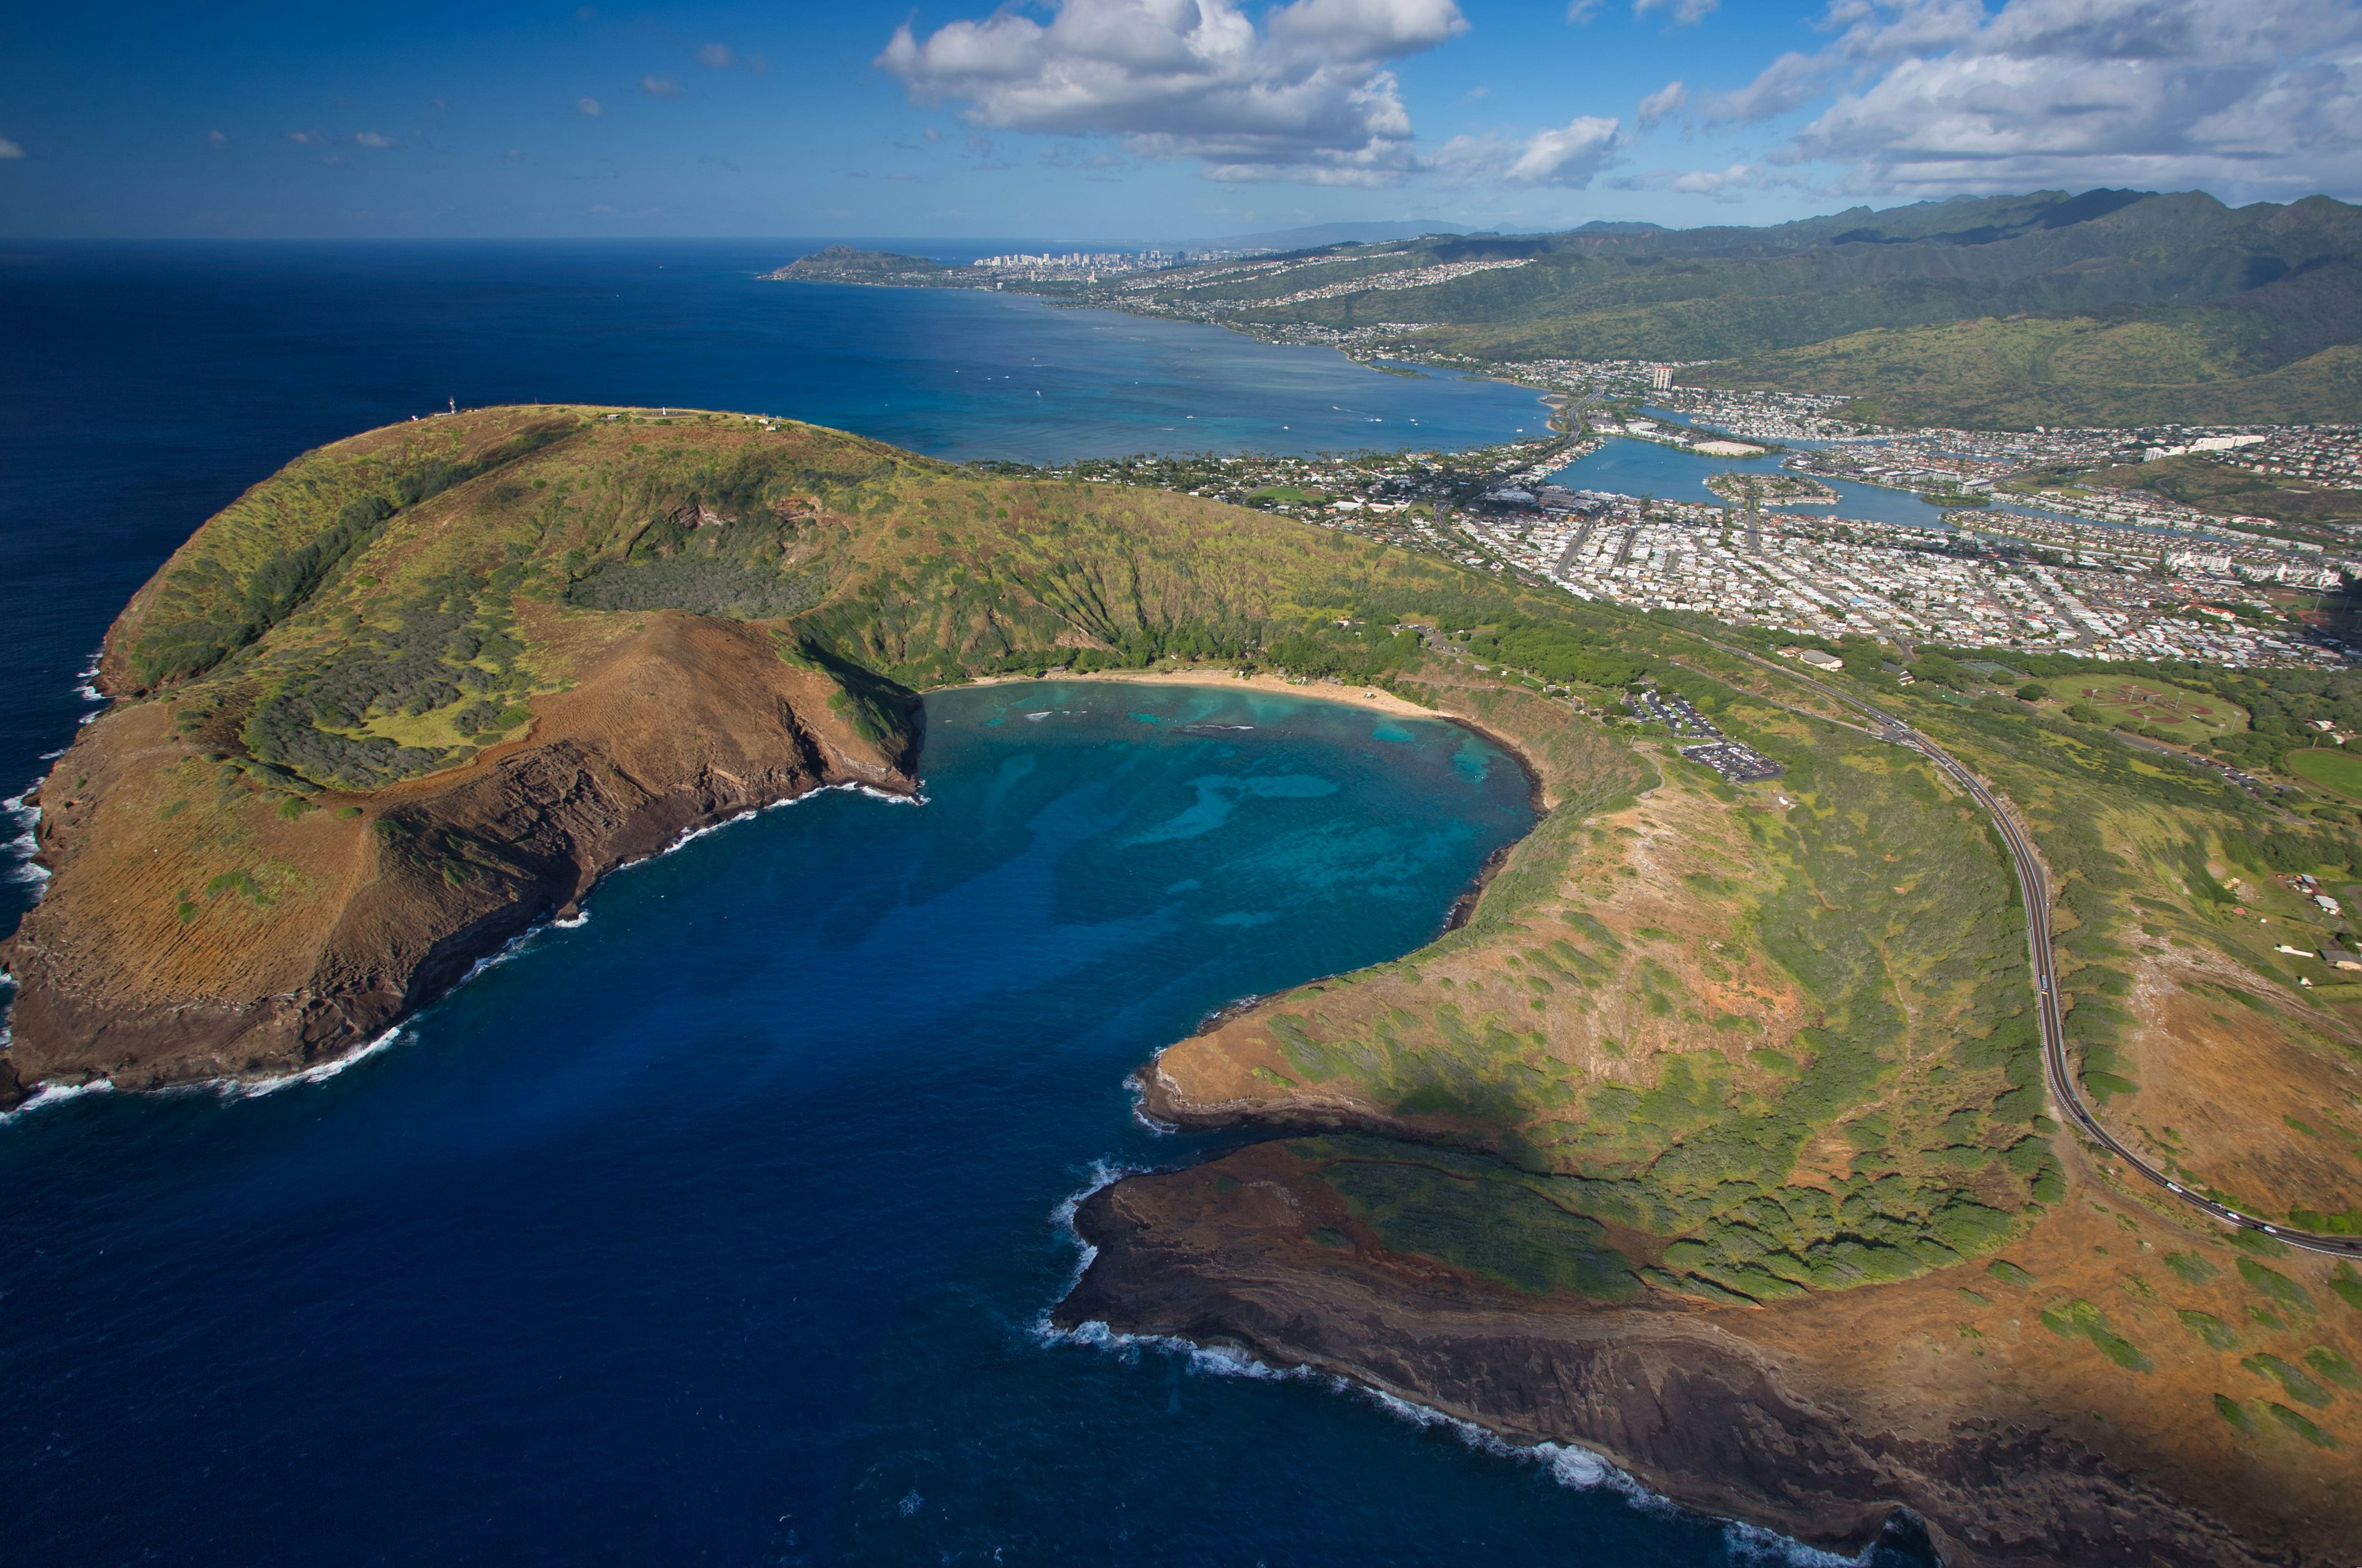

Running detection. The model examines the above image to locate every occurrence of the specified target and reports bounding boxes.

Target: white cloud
[1668,161,1763,197]
[207,129,228,148]
[642,74,683,98]
[1636,79,1687,129]
[354,130,396,148]
[1700,50,1827,124]
[1607,159,1795,199]
[698,42,733,69]
[1635,0,1719,24]
[0,135,22,159]
[877,0,1468,185]
[1746,0,2362,198]
[1565,0,1605,18]
[1437,114,1621,187]
[285,129,320,143]
[576,97,603,116]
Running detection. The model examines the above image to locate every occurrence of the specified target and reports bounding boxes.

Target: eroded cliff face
[3,616,916,1099]
[1058,1149,2339,1568]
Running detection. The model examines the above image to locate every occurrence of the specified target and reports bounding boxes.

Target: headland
[9,405,2360,1567]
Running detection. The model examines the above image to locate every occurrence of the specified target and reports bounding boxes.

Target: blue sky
[4,1,2358,240]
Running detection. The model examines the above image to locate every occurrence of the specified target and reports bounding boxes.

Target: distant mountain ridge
[1123,189,2362,427]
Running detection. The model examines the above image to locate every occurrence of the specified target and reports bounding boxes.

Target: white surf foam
[1721,1519,1875,1567]
[1126,1077,1176,1137]
[0,1077,116,1124]
[614,781,925,874]
[2,785,46,887]
[218,1024,410,1098]
[1036,1169,1873,1559]
[552,909,590,929]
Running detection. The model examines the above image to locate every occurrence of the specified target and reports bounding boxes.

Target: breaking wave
[0,1077,116,1124]
[218,1024,409,1099]
[1037,1164,1875,1564]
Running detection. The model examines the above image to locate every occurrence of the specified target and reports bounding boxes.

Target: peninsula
[7,407,2361,1566]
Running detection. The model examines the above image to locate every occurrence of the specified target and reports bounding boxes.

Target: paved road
[1709,642,2362,1260]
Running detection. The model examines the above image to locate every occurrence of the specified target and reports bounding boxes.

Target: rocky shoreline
[2,617,918,1108]
[1056,1152,2318,1568]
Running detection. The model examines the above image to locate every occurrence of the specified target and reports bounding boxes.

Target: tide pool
[0,682,1892,1565]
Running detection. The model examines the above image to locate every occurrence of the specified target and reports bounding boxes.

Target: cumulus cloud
[1700,49,1827,124]
[1635,0,1719,24]
[0,135,22,159]
[1636,79,1687,129]
[1608,159,1796,200]
[353,130,396,148]
[285,129,320,143]
[698,42,733,69]
[1747,0,2362,198]
[1564,0,1604,20]
[642,74,683,97]
[1436,114,1621,187]
[877,0,1468,185]
[1668,161,1757,194]
[576,96,602,116]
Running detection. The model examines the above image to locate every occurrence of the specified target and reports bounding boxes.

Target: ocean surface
[1,245,1911,1566]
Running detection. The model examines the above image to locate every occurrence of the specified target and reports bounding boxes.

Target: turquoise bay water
[0,683,1872,1565]
[0,251,1930,1566]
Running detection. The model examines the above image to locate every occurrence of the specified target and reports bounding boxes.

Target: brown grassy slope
[1073,650,2362,1564]
[7,403,1578,1098]
[9,615,908,1091]
[1062,1136,2362,1568]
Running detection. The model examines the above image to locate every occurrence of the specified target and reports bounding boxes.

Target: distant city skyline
[5,1,2358,239]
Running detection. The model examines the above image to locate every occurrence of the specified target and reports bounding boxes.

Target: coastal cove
[0,241,1546,935]
[0,680,1856,1565]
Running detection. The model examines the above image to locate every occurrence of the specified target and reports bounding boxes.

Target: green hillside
[1071,189,2362,428]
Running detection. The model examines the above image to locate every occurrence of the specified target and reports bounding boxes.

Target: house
[1797,649,1843,671]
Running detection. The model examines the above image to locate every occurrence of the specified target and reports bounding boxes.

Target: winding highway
[1708,642,2362,1260]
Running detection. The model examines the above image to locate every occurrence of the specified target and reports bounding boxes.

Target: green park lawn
[2069,679,2248,746]
[2288,747,2362,802]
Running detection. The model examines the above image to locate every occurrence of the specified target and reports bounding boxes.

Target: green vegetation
[2069,452,2362,533]
[2305,1345,2360,1388]
[2245,1353,2335,1407]
[2166,1251,2222,1286]
[2267,1402,2340,1448]
[1086,189,2362,428]
[2241,1258,2317,1316]
[2056,680,2246,748]
[1249,652,2055,1305]
[2180,1310,2241,1351]
[2287,748,2362,803]
[2215,1394,2257,1432]
[1243,485,1328,507]
[2042,1299,2154,1371]
[125,406,1666,797]
[1300,1136,1639,1299]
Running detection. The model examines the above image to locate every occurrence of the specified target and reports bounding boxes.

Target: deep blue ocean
[2,245,1887,1566]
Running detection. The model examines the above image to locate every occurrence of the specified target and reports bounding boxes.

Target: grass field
[2070,679,2249,745]
[2289,747,2362,802]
